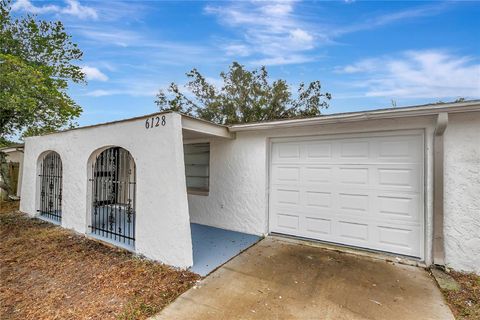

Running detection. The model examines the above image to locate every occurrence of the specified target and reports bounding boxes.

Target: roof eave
[181,115,234,139]
[229,101,480,132]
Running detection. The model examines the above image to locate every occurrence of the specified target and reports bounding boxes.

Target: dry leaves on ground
[441,270,480,320]
[0,201,199,320]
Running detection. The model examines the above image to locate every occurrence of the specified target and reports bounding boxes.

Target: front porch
[183,113,255,276]
[190,223,260,276]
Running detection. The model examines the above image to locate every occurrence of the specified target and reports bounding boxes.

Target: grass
[441,270,480,320]
[0,201,199,320]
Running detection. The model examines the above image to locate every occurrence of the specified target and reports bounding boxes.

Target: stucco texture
[19,109,480,273]
[187,132,269,236]
[20,113,193,268]
[444,112,480,273]
[187,116,438,266]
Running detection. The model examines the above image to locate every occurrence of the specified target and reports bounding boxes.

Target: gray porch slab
[154,237,454,320]
[190,223,261,276]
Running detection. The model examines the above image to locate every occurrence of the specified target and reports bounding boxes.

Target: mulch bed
[0,201,200,320]
[441,270,480,319]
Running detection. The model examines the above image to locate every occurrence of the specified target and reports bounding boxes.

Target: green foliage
[155,62,331,125]
[0,0,84,138]
[0,136,14,147]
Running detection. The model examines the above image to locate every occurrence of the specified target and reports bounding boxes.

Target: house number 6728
[145,115,166,129]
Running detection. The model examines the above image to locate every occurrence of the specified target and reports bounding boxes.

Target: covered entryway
[182,118,259,276]
[269,131,424,258]
[190,223,260,276]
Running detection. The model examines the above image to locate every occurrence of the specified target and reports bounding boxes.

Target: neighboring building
[1,144,24,201]
[19,100,480,273]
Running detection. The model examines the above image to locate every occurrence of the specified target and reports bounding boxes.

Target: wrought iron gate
[90,147,136,246]
[38,152,62,222]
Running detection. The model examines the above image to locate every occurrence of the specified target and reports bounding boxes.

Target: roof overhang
[0,145,24,153]
[181,115,234,140]
[229,100,480,132]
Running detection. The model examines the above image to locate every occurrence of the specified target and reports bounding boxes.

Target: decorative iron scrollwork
[108,213,115,231]
[127,198,133,223]
[90,147,136,245]
[38,152,62,222]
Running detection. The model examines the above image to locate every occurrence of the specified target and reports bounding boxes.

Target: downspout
[433,112,448,266]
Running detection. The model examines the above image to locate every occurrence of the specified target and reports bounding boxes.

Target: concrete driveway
[153,237,454,320]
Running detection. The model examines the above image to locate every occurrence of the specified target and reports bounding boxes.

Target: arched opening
[90,147,136,247]
[38,151,63,222]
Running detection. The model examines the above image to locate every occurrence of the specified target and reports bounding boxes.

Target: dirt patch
[440,270,480,320]
[0,202,199,320]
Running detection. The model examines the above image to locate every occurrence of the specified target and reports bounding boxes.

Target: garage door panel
[273,143,300,160]
[340,140,370,159]
[276,212,300,230]
[274,220,422,257]
[270,210,423,257]
[377,193,420,222]
[376,225,421,256]
[338,167,370,185]
[270,132,424,259]
[304,166,333,183]
[272,188,421,223]
[307,209,421,228]
[304,217,332,235]
[272,166,301,183]
[306,142,332,159]
[338,221,369,241]
[275,189,301,205]
[299,164,420,192]
[378,168,415,188]
[305,191,333,208]
[377,226,415,248]
[377,136,422,162]
[339,193,370,213]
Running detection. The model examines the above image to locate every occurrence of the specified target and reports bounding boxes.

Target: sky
[10,0,480,126]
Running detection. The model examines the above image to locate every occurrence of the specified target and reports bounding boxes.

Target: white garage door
[269,131,424,258]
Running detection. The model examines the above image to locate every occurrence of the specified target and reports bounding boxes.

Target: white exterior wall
[444,112,480,273]
[187,132,269,235]
[20,113,193,268]
[187,116,437,266]
[4,149,23,163]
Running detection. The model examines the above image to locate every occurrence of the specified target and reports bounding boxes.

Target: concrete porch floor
[154,237,454,320]
[190,223,261,276]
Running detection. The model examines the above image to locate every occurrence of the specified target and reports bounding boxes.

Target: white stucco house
[19,100,480,274]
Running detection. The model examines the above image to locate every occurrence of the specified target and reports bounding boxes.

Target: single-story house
[19,100,480,274]
[1,144,24,201]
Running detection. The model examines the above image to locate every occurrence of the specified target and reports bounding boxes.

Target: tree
[0,0,85,196]
[0,136,13,147]
[155,62,331,125]
[0,0,85,138]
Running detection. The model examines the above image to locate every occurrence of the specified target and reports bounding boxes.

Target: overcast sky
[11,0,480,126]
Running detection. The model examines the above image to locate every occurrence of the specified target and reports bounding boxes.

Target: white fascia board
[0,147,24,153]
[181,116,234,139]
[229,101,480,132]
